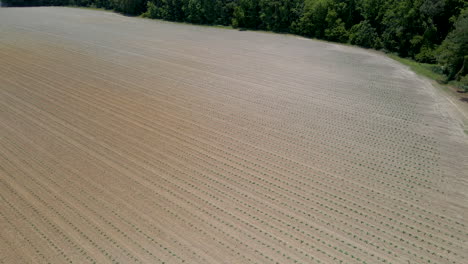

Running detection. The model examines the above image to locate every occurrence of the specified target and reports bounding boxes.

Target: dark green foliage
[290,0,328,38]
[356,0,386,31]
[144,1,162,18]
[183,0,203,23]
[437,8,468,81]
[2,0,72,6]
[93,0,114,9]
[341,0,361,28]
[349,20,378,48]
[324,7,348,42]
[380,0,422,57]
[70,0,95,6]
[415,44,437,63]
[2,0,466,82]
[232,0,260,28]
[182,0,224,24]
[459,75,468,92]
[258,0,300,32]
[112,0,146,15]
[218,0,236,25]
[144,0,185,20]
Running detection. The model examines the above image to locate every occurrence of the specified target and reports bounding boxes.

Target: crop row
[0,58,460,246]
[0,46,444,203]
[0,63,460,252]
[0,87,460,262]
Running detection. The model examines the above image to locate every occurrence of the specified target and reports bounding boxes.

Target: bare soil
[0,7,467,264]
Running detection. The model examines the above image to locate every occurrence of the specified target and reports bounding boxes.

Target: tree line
[3,0,467,86]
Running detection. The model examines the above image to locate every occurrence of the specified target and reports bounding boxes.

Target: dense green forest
[3,0,467,87]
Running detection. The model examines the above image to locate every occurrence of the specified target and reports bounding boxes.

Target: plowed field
[1,6,467,264]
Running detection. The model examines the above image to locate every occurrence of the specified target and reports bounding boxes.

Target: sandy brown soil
[0,6,467,264]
